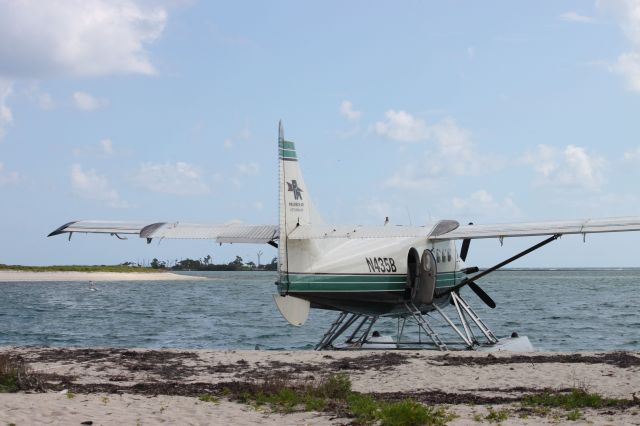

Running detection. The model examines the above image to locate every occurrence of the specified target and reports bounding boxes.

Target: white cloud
[559,11,595,23]
[383,165,440,191]
[624,146,640,160]
[134,162,210,195]
[72,138,116,157]
[238,123,251,141]
[0,79,13,140]
[0,0,166,78]
[466,46,475,59]
[236,162,260,176]
[362,198,397,222]
[598,0,640,92]
[25,84,55,110]
[0,162,20,186]
[613,52,640,91]
[373,110,430,142]
[73,92,109,111]
[100,139,114,155]
[382,116,502,189]
[339,100,362,121]
[450,190,521,219]
[222,124,252,149]
[524,144,606,191]
[70,164,127,208]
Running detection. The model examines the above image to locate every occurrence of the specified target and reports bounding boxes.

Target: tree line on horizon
[149,255,278,272]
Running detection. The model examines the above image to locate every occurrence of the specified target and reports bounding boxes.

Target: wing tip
[47,221,78,237]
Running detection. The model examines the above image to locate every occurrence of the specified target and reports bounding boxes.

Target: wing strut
[441,233,561,299]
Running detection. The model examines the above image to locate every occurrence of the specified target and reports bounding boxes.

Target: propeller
[459,222,473,262]
[468,281,496,309]
[460,239,471,262]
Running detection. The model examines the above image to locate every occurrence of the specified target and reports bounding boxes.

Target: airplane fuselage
[278,237,465,315]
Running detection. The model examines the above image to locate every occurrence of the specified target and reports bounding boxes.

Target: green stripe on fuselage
[285,272,462,292]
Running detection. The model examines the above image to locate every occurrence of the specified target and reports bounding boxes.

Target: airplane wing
[286,217,640,241]
[287,220,459,240]
[48,220,279,244]
[432,217,640,241]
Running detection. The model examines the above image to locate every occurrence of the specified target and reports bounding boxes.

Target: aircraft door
[405,248,420,300]
[414,249,437,305]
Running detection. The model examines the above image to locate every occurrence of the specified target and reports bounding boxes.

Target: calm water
[1,270,638,351]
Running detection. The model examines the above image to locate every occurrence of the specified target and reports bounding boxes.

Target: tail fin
[278,121,320,275]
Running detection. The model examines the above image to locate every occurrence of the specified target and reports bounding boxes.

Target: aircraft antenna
[405,206,413,226]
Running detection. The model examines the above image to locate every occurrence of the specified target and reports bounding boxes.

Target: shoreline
[0,270,208,281]
[1,347,638,425]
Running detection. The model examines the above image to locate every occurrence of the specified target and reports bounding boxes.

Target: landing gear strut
[314,292,499,351]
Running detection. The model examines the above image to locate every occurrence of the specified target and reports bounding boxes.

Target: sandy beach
[0,270,207,282]
[1,347,638,425]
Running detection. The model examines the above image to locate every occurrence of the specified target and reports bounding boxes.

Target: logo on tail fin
[286,180,303,200]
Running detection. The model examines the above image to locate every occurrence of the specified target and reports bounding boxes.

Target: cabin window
[436,250,441,263]
[447,249,452,262]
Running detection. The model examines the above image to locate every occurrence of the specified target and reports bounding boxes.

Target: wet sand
[1,347,639,425]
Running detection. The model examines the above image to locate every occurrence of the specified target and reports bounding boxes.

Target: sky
[1,0,640,268]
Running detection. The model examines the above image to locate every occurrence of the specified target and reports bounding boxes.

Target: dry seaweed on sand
[432,351,640,368]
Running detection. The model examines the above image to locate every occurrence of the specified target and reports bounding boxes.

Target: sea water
[0,270,638,351]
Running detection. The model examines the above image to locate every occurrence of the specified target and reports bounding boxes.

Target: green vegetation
[348,393,380,424]
[484,406,509,423]
[0,355,18,393]
[519,388,637,422]
[378,399,452,426]
[198,394,220,403]
[228,373,454,425]
[161,255,278,271]
[522,388,628,410]
[1,255,280,272]
[566,409,583,421]
[0,354,42,393]
[0,264,157,273]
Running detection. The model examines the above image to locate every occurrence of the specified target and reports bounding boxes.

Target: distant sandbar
[0,270,206,282]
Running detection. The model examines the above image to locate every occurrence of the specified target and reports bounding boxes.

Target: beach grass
[198,394,220,403]
[484,406,510,423]
[522,388,629,410]
[0,355,43,393]
[0,355,18,392]
[227,373,455,425]
[0,264,159,273]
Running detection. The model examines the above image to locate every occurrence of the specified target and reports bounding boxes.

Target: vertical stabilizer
[278,121,319,279]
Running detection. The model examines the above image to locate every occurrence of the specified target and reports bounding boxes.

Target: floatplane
[49,122,640,351]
